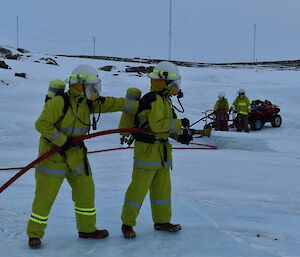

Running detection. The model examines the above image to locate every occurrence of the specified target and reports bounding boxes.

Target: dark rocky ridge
[59,54,300,71]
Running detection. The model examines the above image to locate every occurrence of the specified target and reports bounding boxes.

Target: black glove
[59,137,73,156]
[177,129,193,145]
[181,118,190,128]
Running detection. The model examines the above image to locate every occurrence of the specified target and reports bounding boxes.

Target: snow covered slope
[0,50,300,257]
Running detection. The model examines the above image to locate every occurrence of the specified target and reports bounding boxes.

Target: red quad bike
[248,100,282,130]
[202,99,282,131]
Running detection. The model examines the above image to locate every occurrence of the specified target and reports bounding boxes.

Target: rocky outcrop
[0,47,12,57]
[39,57,58,65]
[99,65,115,72]
[125,66,154,74]
[17,48,30,54]
[0,60,10,69]
[0,47,22,60]
[15,72,26,78]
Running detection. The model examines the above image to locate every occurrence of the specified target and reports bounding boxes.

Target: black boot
[122,224,136,239]
[28,238,41,248]
[78,229,109,239]
[154,222,182,232]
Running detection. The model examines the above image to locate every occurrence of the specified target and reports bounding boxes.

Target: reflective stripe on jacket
[231,96,251,115]
[36,87,138,176]
[133,92,182,169]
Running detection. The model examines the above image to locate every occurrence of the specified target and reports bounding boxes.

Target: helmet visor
[85,81,101,101]
[167,79,181,95]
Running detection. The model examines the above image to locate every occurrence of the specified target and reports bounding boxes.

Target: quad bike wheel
[271,114,282,127]
[250,117,264,130]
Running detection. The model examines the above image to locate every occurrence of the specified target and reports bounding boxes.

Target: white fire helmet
[237,88,246,95]
[69,64,101,101]
[148,61,181,95]
[218,91,226,99]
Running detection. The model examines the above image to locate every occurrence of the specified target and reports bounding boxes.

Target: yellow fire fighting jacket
[133,91,182,169]
[231,96,251,115]
[35,87,138,176]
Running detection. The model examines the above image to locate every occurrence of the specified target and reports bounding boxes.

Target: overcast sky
[0,0,300,62]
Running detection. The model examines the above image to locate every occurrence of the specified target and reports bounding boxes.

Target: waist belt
[134,132,169,166]
[44,137,90,176]
[133,133,168,144]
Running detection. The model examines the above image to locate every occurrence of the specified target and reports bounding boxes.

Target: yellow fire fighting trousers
[121,167,171,226]
[27,169,96,239]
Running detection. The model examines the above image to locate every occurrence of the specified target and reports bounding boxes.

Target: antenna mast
[93,36,96,57]
[253,24,256,62]
[168,0,172,60]
[17,16,19,48]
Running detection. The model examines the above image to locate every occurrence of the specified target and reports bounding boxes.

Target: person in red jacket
[214,92,229,131]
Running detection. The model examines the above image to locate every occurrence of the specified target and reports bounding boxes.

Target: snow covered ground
[0,49,300,257]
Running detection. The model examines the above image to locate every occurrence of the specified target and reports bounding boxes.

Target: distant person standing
[231,88,251,132]
[214,92,229,131]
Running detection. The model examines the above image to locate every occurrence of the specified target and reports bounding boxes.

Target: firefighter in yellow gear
[214,92,229,131]
[27,64,139,248]
[231,88,251,132]
[121,61,192,238]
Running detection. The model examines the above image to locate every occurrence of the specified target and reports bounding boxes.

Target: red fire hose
[0,128,144,194]
[0,128,217,194]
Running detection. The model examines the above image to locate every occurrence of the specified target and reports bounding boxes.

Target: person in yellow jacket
[121,61,192,238]
[214,92,229,131]
[27,64,139,248]
[231,88,251,132]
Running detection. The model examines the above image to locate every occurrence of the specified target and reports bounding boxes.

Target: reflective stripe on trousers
[37,163,86,176]
[75,206,96,216]
[30,212,48,225]
[124,199,142,209]
[151,199,171,205]
[71,164,86,175]
[36,164,67,176]
[133,160,172,168]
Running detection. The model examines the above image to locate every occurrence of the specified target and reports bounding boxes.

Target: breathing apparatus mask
[68,65,102,131]
[166,79,181,96]
[149,61,185,113]
[69,73,101,102]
